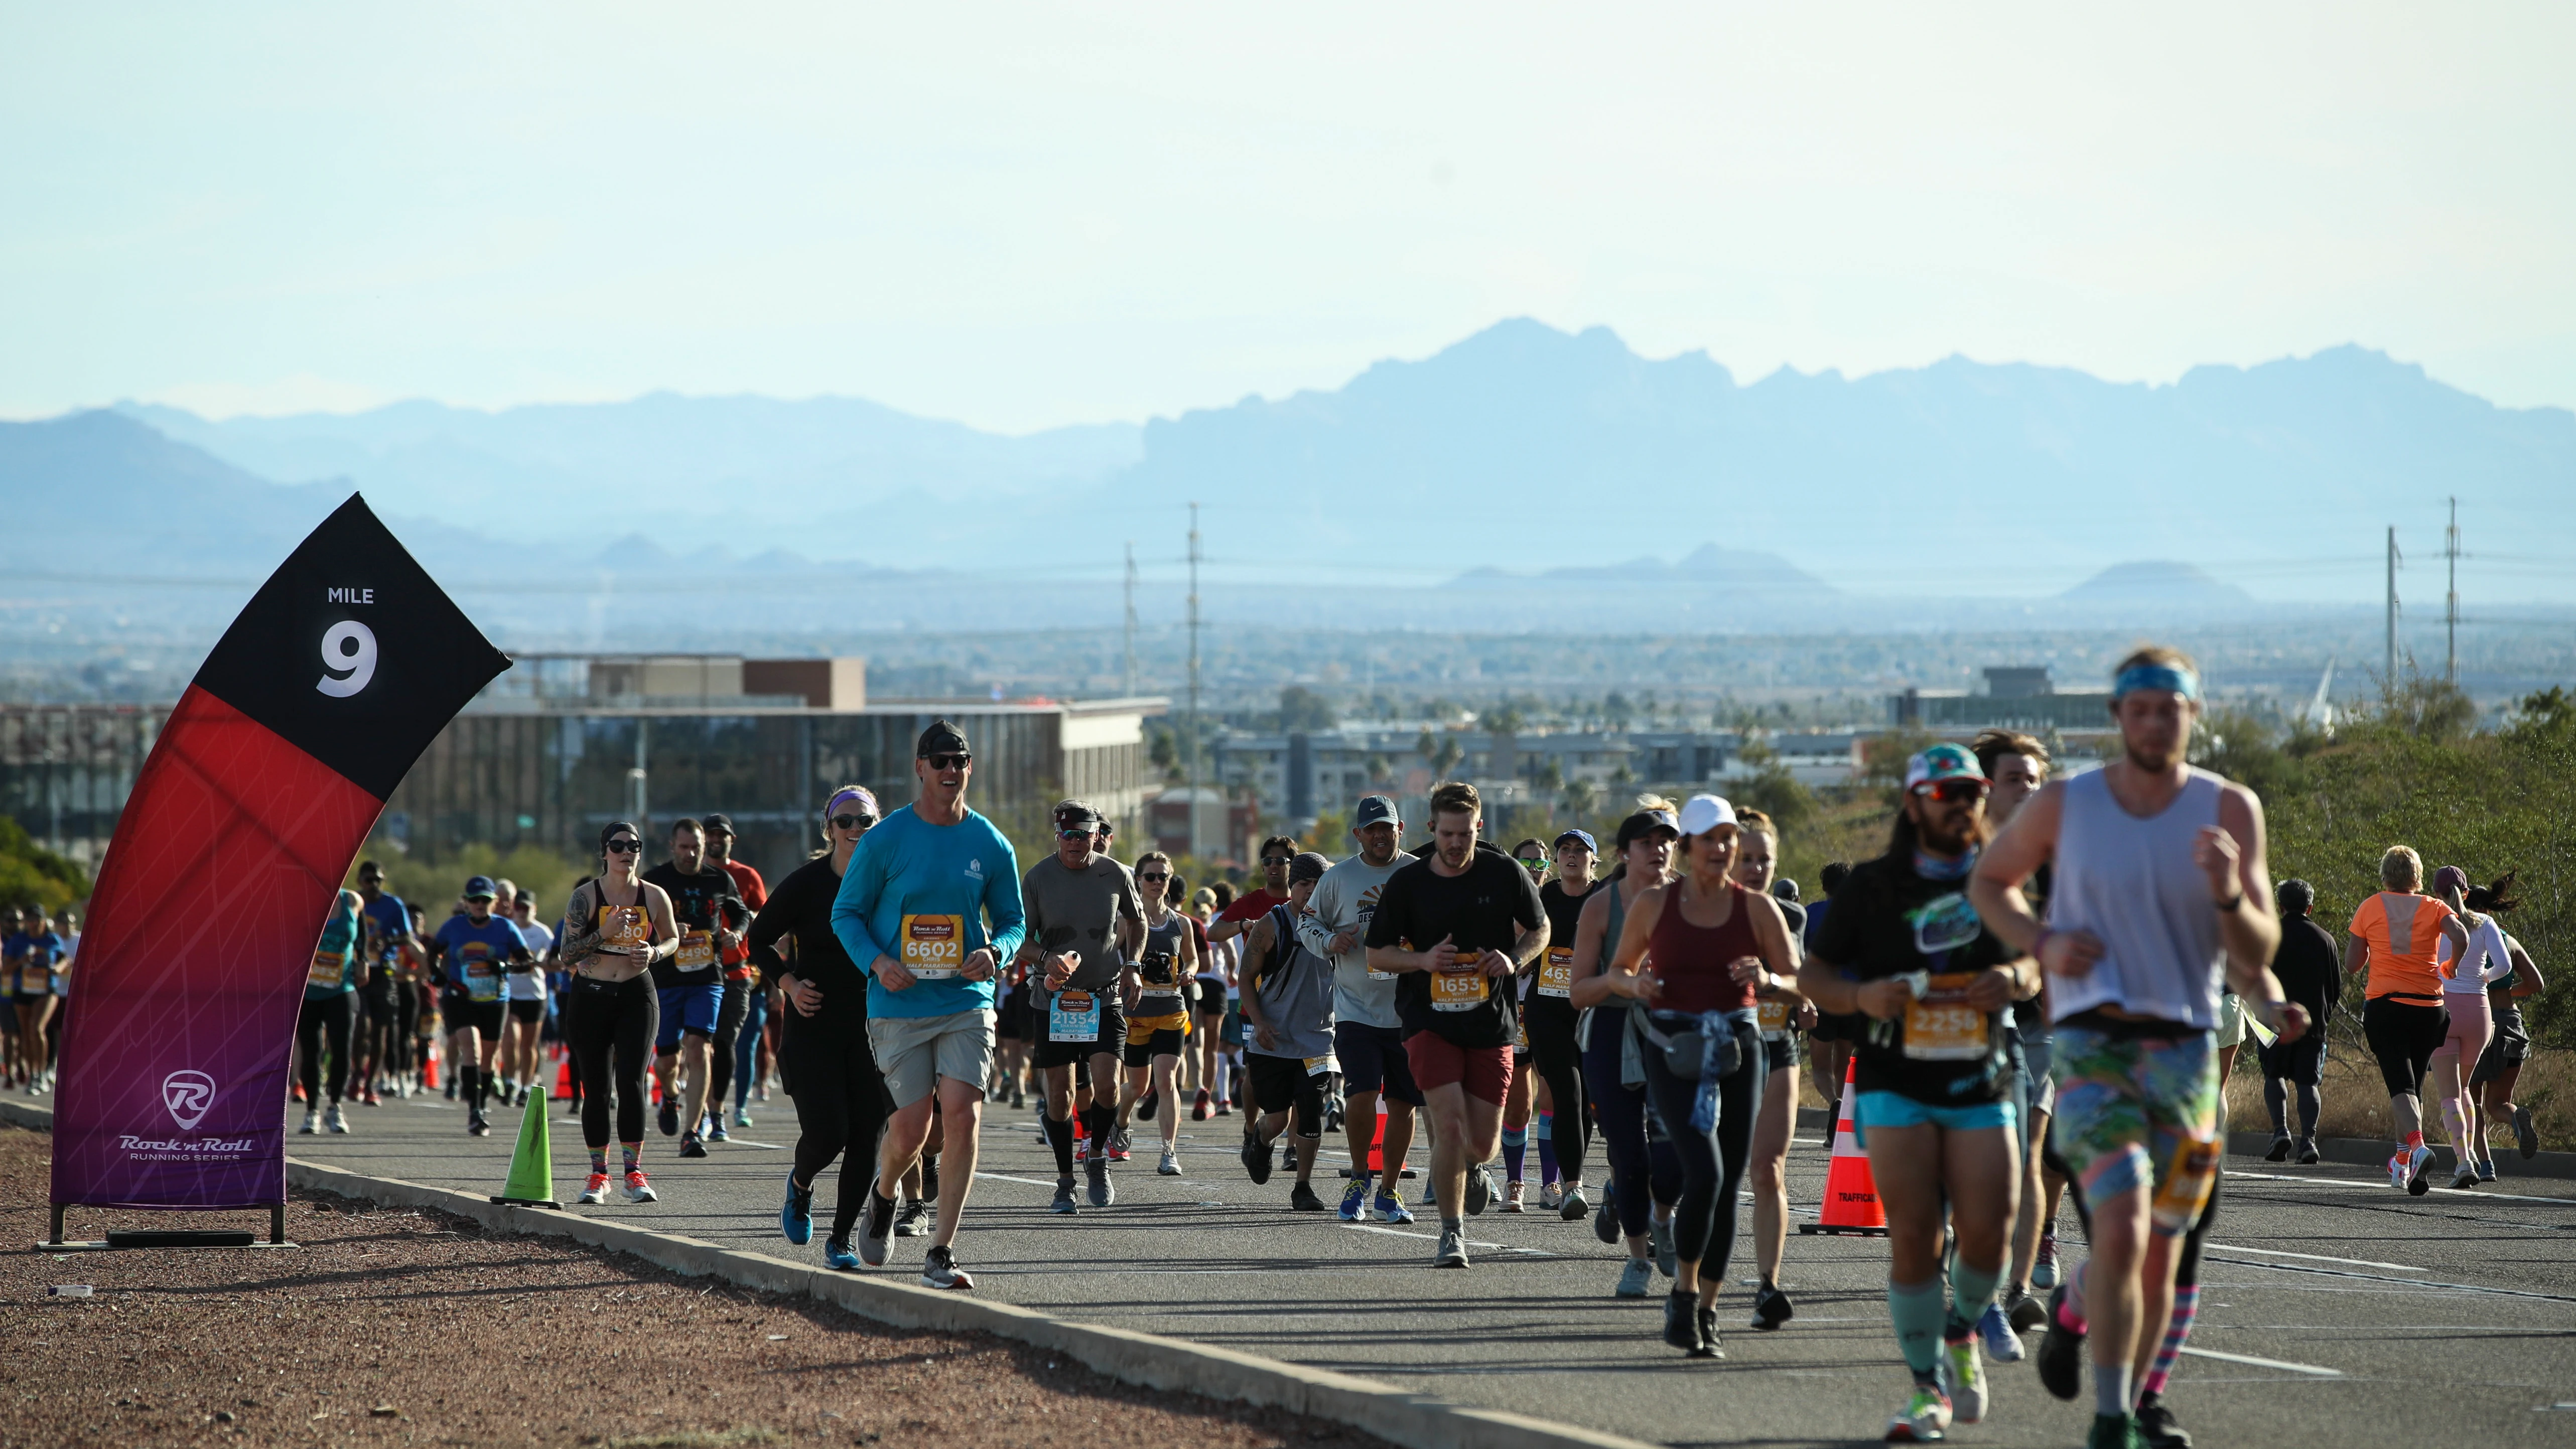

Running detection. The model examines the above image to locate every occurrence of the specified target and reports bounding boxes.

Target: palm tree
[1559,777,1598,835]
[1432,736,1465,781]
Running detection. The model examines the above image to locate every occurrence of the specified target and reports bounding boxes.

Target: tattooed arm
[555,880,604,968]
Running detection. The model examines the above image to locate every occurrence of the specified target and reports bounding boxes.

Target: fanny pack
[1638,1008,1746,1082]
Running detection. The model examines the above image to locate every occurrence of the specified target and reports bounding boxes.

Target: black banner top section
[192,493,512,800]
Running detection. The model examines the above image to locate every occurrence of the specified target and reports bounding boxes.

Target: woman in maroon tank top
[1603,793,1803,1358]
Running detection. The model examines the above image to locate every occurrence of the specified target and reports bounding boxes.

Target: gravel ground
[4,1124,1388,1449]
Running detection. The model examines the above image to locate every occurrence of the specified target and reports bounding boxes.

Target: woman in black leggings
[753,786,894,1271]
[557,821,676,1206]
[1570,811,1688,1299]
[1527,830,1599,1218]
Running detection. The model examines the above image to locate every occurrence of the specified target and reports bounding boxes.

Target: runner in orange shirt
[2343,846,2472,1195]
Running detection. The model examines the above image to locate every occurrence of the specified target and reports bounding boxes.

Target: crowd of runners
[233,645,2557,1447]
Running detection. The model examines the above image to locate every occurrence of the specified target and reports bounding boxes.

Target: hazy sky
[6,3,2571,431]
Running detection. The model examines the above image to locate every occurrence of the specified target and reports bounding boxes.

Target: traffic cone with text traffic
[1800,1056,1887,1236]
[491,1087,564,1209]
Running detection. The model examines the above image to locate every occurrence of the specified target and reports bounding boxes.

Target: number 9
[317,620,378,698]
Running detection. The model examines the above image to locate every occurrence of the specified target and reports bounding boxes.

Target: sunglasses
[925,753,972,770]
[831,814,876,832]
[1517,858,1546,872]
[1058,828,1094,840]
[1260,855,1293,867]
[1913,779,1988,805]
[606,839,642,854]
[1137,871,1169,882]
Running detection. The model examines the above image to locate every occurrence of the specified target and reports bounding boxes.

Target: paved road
[273,1083,2576,1448]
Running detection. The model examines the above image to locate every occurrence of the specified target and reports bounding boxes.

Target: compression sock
[1045,1114,1075,1175]
[621,1142,641,1175]
[2441,1099,2470,1155]
[1945,1256,2003,1339]
[459,1065,479,1111]
[1887,1277,1947,1377]
[1536,1113,1559,1186]
[2096,1360,2134,1419]
[2404,1128,2425,1153]
[921,1156,939,1205]
[1084,1103,1116,1155]
[2141,1284,2201,1397]
[589,1147,609,1176]
[1501,1126,1527,1184]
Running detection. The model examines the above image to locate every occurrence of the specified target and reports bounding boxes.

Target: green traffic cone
[491,1088,563,1209]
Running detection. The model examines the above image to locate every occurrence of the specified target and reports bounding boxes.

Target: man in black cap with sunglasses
[1019,798,1146,1213]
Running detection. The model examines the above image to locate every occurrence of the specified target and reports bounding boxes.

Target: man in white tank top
[1970,646,2308,1449]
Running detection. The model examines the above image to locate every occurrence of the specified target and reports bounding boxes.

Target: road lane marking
[2205,1242,2423,1272]
[2177,1347,2343,1377]
[976,1172,1068,1188]
[2224,1170,2576,1207]
[1337,1222,1550,1255]
[723,1138,787,1150]
[2204,1255,2576,1303]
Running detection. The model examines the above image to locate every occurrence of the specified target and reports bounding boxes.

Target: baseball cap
[1054,801,1103,831]
[1905,743,1988,792]
[1552,828,1597,854]
[462,875,498,900]
[702,812,736,835]
[1351,795,1401,831]
[1290,851,1332,885]
[1614,810,1680,849]
[2431,864,2470,896]
[916,719,970,758]
[1676,793,1738,837]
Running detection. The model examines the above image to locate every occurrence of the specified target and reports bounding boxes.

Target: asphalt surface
[271,1078,2576,1449]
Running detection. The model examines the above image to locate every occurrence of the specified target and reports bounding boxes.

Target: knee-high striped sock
[1501,1126,1527,1184]
[2140,1284,2201,1397]
[1536,1112,1559,1186]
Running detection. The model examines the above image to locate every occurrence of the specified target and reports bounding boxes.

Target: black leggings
[297,993,354,1105]
[786,1010,894,1238]
[1525,1001,1589,1184]
[1639,1020,1761,1273]
[709,980,750,1120]
[568,975,658,1149]
[1583,1011,1685,1238]
[2363,996,2448,1098]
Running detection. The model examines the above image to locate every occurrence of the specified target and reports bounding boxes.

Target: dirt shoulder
[4,1124,1386,1448]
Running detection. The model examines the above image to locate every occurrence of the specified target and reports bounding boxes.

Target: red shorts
[1404,1030,1514,1107]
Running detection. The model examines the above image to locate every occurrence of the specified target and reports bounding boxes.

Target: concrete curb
[2224,1128,2576,1181]
[6,1096,1656,1449]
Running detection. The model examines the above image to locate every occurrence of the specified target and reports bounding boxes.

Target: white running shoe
[620,1170,658,1204]
[577,1172,610,1206]
[324,1104,350,1134]
[1944,1335,1988,1423]
[299,1109,321,1135]
[1158,1149,1181,1176]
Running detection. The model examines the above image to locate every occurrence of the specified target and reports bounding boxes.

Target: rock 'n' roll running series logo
[163,1069,217,1130]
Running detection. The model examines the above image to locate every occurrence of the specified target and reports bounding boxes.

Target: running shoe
[2296,1140,2320,1165]
[2030,1233,2058,1289]
[2477,1160,2498,1182]
[1592,1184,1619,1245]
[860,1186,895,1267]
[1503,1179,1526,1213]
[2452,1161,2480,1190]
[299,1109,321,1135]
[2087,1412,2142,1449]
[1286,1181,1324,1212]
[577,1172,610,1206]
[361,1087,380,1106]
[1138,1090,1158,1122]
[1086,1157,1116,1208]
[1944,1335,1987,1423]
[1051,1178,1078,1215]
[2134,1390,2191,1448]
[1008,1085,1025,1110]
[2263,1136,2291,1162]
[659,1100,679,1137]
[1108,1130,1132,1163]
[1464,1166,1496,1217]
[824,1238,860,1271]
[1751,1285,1795,1331]
[620,1170,657,1205]
[1539,1181,1563,1212]
[679,1132,709,1159]
[734,1106,753,1127]
[1158,1149,1181,1176]
[1976,1300,2023,1363]
[1651,1217,1678,1279]
[1660,1289,1702,1353]
[2515,1104,2539,1158]
[2036,1283,2084,1402]
[1434,1226,1469,1269]
[780,1171,814,1245]
[919,1244,973,1291]
[2388,1149,2409,1190]
[707,1118,730,1143]
[1374,1193,1415,1225]
[1694,1305,1722,1360]
[1338,1178,1371,1222]
[1215,1100,1232,1118]
[1615,1258,1654,1298]
[1241,1124,1274,1185]
[468,1111,490,1137]
[2407,1144,2434,1195]
[1559,1184,1588,1223]
[894,1200,932,1237]
[2005,1286,2048,1335]
[1887,1380,1953,1442]
[1192,1089,1211,1121]
[1282,1141,1298,1173]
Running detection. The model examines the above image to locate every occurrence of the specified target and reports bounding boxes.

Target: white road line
[2205,1242,2423,1272]
[2203,1255,2576,1304]
[975,1172,1066,1188]
[2224,1170,2576,1207]
[722,1138,787,1150]
[2177,1346,2343,1377]
[1337,1222,1550,1255]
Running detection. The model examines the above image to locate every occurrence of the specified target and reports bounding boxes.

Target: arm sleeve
[983,838,1027,961]
[748,873,799,978]
[1296,873,1341,959]
[831,841,894,978]
[2476,919,2517,984]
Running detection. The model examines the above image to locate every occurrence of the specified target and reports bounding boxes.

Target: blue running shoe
[1339,1177,1372,1223]
[823,1237,860,1270]
[780,1170,814,1246]
[1978,1299,2024,1363]
[1375,1192,1415,1225]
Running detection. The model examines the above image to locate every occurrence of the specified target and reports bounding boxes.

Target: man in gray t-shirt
[1297,796,1423,1221]
[1237,852,1338,1211]
[1015,802,1144,1210]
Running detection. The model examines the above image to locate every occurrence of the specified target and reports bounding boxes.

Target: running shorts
[1851,1090,2016,1146]
[507,997,545,1025]
[2255,1028,2326,1087]
[2362,995,2448,1098]
[1762,1031,1805,1076]
[440,993,505,1040]
[865,1008,996,1109]
[1404,1030,1513,1107]
[1221,1004,1245,1047]
[655,981,724,1049]
[996,985,1031,1040]
[1333,1021,1425,1107]
[1123,1024,1186,1067]
[2213,993,2249,1049]
[1192,976,1228,1015]
[1032,991,1128,1071]
[2471,1009,2529,1087]
[2049,1017,2217,1231]
[1246,1051,1326,1136]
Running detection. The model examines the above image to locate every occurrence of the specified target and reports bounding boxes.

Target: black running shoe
[658,1099,679,1137]
[1694,1304,1723,1359]
[2135,1390,2193,1448]
[1050,1177,1078,1215]
[919,1243,973,1291]
[1241,1123,1274,1185]
[1289,1181,1326,1212]
[678,1132,708,1159]
[1751,1285,1794,1331]
[2006,1286,2048,1335]
[2296,1139,2320,1164]
[2263,1137,2291,1162]
[1464,1165,1495,1217]
[2036,1283,2084,1402]
[1138,1091,1158,1122]
[1592,1181,1620,1246]
[2516,1104,2539,1159]
[1662,1288,1704,1354]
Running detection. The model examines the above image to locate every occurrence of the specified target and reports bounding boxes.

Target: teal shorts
[1851,1090,2016,1148]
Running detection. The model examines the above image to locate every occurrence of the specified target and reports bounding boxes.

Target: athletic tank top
[2047,766,2227,1029]
[1135,913,1190,1020]
[593,886,652,955]
[1645,878,1761,1015]
[2350,891,2453,1002]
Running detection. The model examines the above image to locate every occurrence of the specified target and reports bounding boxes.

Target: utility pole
[2385,525,2401,685]
[1123,541,1139,698]
[2444,497,2461,686]
[1186,503,1202,855]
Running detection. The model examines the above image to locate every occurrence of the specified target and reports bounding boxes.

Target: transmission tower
[2445,497,2461,686]
[1123,541,1139,698]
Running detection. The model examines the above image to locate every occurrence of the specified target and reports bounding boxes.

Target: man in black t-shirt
[1365,781,1546,1269]
[641,818,749,1159]
[2259,878,2340,1160]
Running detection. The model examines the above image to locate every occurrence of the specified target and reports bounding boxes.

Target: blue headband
[2113,663,2200,701]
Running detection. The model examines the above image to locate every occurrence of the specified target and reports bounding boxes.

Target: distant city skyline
[5,4,2572,431]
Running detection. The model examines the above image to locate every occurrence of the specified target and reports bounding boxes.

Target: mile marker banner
[52,495,508,1211]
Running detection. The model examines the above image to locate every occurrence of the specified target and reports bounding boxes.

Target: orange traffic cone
[553,1049,573,1102]
[422,1040,440,1092]
[1801,1055,1887,1237]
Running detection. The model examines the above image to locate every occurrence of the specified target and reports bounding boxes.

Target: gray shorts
[866,1009,996,1109]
